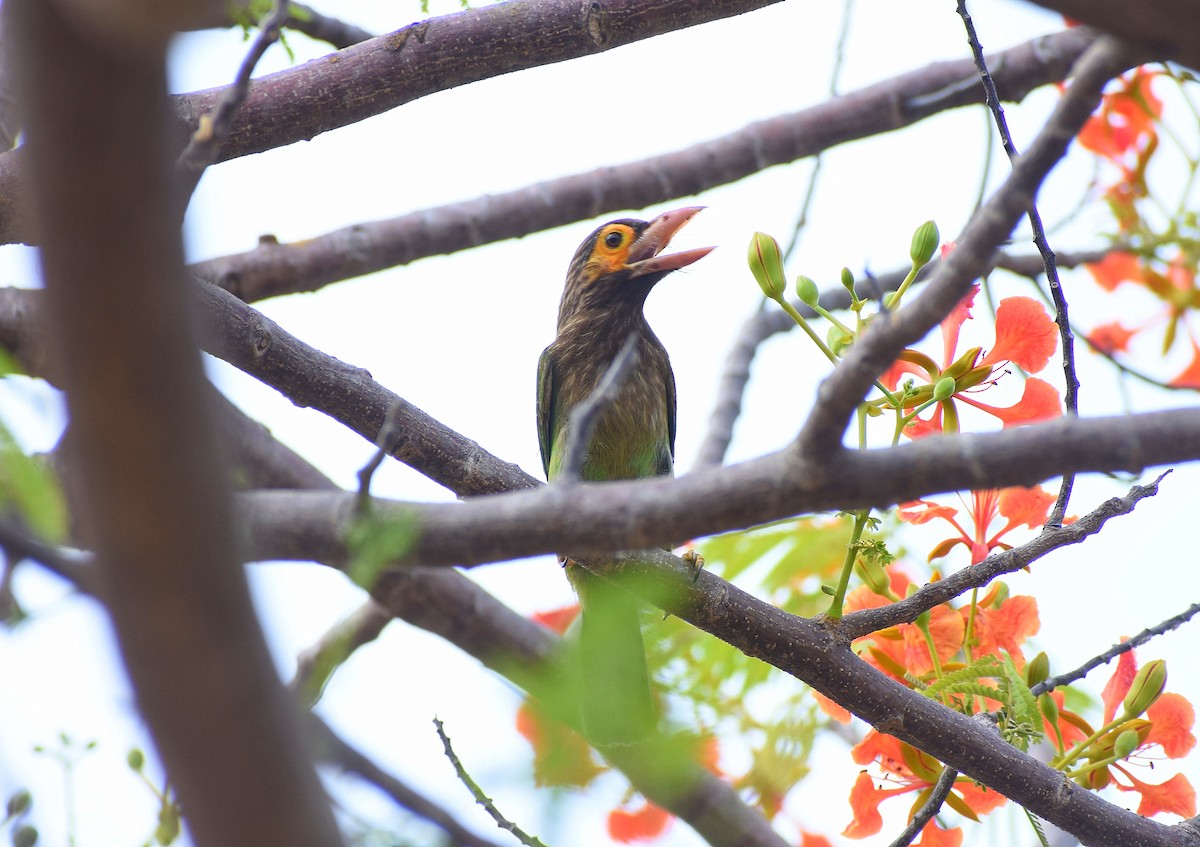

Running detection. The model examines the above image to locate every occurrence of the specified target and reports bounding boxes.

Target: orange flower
[900,486,1056,565]
[885,286,1062,438]
[913,820,964,847]
[1086,321,1137,355]
[844,732,1006,839]
[607,801,672,843]
[1085,251,1141,292]
[1169,338,1200,389]
[515,700,602,787]
[1078,68,1162,163]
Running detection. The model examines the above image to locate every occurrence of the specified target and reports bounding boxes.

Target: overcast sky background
[3,2,1200,845]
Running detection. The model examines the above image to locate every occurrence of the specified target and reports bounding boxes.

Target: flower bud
[127,748,145,771]
[840,267,856,294]
[795,274,820,307]
[827,325,853,356]
[1038,692,1059,724]
[1122,659,1167,719]
[910,220,940,266]
[1025,652,1050,688]
[748,232,786,300]
[6,789,31,818]
[1113,728,1141,759]
[931,376,957,402]
[12,825,37,847]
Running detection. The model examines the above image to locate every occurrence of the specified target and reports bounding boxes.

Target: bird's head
[558,206,713,324]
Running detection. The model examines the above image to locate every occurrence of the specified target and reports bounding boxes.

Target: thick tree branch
[235,406,1200,570]
[1023,0,1200,72]
[186,27,1100,302]
[7,2,342,845]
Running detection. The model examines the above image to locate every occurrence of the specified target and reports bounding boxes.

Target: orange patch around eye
[588,225,636,276]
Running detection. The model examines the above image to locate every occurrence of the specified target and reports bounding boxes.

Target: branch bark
[6,2,342,844]
[186,26,1099,302]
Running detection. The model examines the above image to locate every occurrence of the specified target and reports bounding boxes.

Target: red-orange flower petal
[1102,647,1138,724]
[608,802,672,843]
[1086,321,1138,355]
[913,820,964,847]
[979,297,1058,373]
[1117,771,1197,818]
[801,832,836,847]
[1147,693,1197,758]
[956,781,1008,816]
[844,771,911,838]
[897,500,960,525]
[998,486,1055,530]
[940,285,979,366]
[531,604,580,634]
[1168,339,1200,390]
[813,689,853,724]
[1086,252,1142,291]
[963,377,1062,426]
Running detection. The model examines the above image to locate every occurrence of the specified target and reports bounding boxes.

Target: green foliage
[0,357,67,544]
[920,654,1043,752]
[344,510,420,589]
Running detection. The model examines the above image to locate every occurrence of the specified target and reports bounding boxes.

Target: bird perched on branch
[537,206,713,744]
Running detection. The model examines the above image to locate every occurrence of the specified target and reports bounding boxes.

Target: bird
[537,206,713,745]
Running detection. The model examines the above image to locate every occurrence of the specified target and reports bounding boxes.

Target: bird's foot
[681,549,705,583]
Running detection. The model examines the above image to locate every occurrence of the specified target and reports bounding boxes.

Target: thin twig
[558,332,641,482]
[290,600,392,705]
[1033,601,1200,697]
[957,0,1081,526]
[433,717,549,847]
[888,765,959,847]
[305,714,507,847]
[178,0,289,178]
[838,473,1167,640]
[0,517,97,596]
[355,398,408,515]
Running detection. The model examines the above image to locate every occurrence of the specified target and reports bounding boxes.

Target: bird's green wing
[536,346,557,480]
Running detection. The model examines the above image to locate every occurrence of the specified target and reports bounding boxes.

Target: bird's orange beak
[626,206,714,278]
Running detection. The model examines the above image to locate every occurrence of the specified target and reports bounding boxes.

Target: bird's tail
[571,565,656,745]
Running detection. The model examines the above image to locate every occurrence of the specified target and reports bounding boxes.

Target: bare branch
[177,0,289,186]
[1033,601,1200,698]
[185,27,1100,302]
[305,714,507,847]
[235,411,1200,571]
[1023,0,1200,72]
[957,0,1081,526]
[7,1,342,844]
[838,474,1167,640]
[434,717,549,847]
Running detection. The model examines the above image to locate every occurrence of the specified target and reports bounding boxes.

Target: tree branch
[6,1,342,844]
[1023,0,1200,72]
[184,27,1100,302]
[235,406,1200,571]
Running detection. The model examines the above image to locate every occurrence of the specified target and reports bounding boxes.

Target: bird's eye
[604,230,624,249]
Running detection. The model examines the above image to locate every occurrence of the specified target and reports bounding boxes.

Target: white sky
[3,2,1199,846]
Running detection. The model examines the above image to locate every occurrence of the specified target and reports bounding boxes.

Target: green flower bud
[882,292,898,310]
[795,274,820,308]
[12,824,37,847]
[1113,728,1141,759]
[931,376,956,402]
[840,267,856,294]
[1038,692,1059,724]
[1025,652,1050,688]
[1123,659,1167,719]
[127,748,145,772]
[6,789,31,818]
[910,220,940,266]
[156,805,181,846]
[827,325,853,356]
[748,232,786,300]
